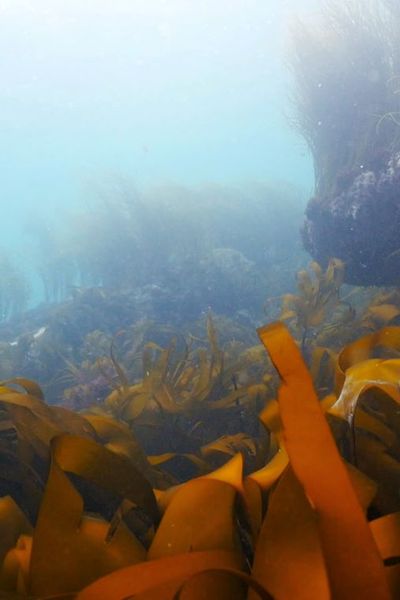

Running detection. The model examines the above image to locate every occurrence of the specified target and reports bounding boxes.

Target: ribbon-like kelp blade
[82,413,164,487]
[331,358,400,423]
[49,406,97,439]
[0,378,45,401]
[52,434,159,522]
[247,398,289,495]
[203,457,259,546]
[0,533,32,595]
[247,449,288,494]
[148,452,210,475]
[149,453,262,561]
[345,462,377,511]
[0,497,32,568]
[0,401,63,462]
[370,512,400,561]
[257,322,391,600]
[366,304,400,326]
[355,435,400,514]
[0,449,44,524]
[148,478,242,560]
[370,513,400,598]
[201,434,257,459]
[172,568,272,600]
[329,358,400,512]
[250,466,329,600]
[335,326,400,394]
[29,450,146,596]
[76,550,243,600]
[203,452,244,495]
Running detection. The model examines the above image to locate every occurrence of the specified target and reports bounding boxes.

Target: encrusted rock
[303,153,400,285]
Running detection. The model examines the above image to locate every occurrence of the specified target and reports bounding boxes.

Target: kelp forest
[2,259,400,598]
[1,0,400,598]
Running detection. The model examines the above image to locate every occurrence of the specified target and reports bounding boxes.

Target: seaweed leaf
[75,551,244,600]
[257,321,390,600]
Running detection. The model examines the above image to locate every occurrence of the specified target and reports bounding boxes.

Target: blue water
[0,0,317,303]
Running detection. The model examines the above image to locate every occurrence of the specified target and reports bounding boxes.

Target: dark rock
[303,153,400,285]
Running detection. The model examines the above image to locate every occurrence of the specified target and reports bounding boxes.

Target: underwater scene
[2,0,400,597]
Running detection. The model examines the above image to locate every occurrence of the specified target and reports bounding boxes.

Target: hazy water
[0,0,318,304]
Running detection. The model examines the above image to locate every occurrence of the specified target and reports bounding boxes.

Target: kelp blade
[257,322,390,600]
[76,550,243,600]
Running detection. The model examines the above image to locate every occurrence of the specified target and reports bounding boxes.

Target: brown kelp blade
[257,322,390,600]
[173,568,272,600]
[76,550,243,600]
[335,326,400,394]
[148,478,241,560]
[250,466,330,600]
[29,442,147,597]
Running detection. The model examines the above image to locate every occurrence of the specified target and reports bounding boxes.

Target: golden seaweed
[280,259,345,348]
[1,319,400,597]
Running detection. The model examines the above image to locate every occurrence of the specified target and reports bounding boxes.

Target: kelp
[77,315,272,468]
[256,323,389,599]
[329,326,400,513]
[0,378,171,508]
[276,260,400,399]
[280,258,347,349]
[1,321,400,596]
[150,433,266,480]
[101,315,270,420]
[0,324,400,600]
[56,270,400,416]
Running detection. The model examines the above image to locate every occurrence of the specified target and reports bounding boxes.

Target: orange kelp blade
[173,568,272,600]
[335,326,400,394]
[28,436,152,597]
[76,550,243,600]
[251,466,330,600]
[257,322,390,600]
[370,512,400,562]
[0,496,32,567]
[250,462,376,600]
[203,453,262,543]
[331,358,400,425]
[52,433,159,522]
[152,453,245,520]
[246,397,289,497]
[370,512,400,598]
[148,477,242,560]
[83,413,169,488]
[329,359,400,513]
[0,497,33,595]
[0,378,45,401]
[0,534,32,595]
